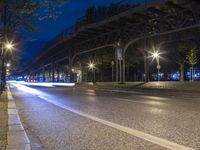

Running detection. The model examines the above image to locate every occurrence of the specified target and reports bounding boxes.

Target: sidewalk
[77,81,200,92]
[0,92,8,150]
[0,87,31,150]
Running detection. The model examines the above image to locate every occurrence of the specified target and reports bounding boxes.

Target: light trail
[7,80,75,87]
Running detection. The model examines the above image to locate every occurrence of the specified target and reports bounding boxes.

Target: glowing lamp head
[89,63,94,69]
[153,52,159,58]
[6,63,10,67]
[5,42,14,50]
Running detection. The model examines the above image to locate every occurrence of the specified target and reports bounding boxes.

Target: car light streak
[7,80,75,87]
[12,83,42,95]
[51,83,75,87]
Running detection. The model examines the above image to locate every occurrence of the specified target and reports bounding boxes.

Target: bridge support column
[51,63,55,82]
[116,60,118,82]
[48,69,51,82]
[119,60,122,83]
[79,63,82,83]
[42,67,45,82]
[69,59,74,83]
[144,54,149,82]
[122,52,126,84]
[57,66,60,82]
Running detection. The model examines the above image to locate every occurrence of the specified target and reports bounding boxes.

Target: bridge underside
[22,0,200,83]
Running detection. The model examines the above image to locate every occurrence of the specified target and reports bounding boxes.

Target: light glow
[153,52,159,58]
[7,81,75,87]
[5,42,14,50]
[89,63,94,68]
[87,60,96,70]
[52,83,75,87]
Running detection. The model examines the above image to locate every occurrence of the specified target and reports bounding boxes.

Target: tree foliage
[186,48,198,67]
[0,0,68,33]
[0,0,68,76]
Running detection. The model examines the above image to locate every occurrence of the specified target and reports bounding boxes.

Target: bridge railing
[42,0,154,53]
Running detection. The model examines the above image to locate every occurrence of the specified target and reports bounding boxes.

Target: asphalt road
[8,83,200,150]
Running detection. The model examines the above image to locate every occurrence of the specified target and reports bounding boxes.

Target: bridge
[21,0,200,83]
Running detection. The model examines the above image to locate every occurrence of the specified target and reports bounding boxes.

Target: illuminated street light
[152,51,161,81]
[5,42,14,50]
[153,52,159,58]
[6,63,10,67]
[88,61,96,82]
[89,63,94,70]
[1,40,15,91]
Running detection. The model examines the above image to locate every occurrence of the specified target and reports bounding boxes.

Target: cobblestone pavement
[0,92,8,150]
[9,84,200,150]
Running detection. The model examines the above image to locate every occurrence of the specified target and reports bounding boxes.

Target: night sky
[20,0,123,64]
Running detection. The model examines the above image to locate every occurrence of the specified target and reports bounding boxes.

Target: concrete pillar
[69,59,74,83]
[144,54,149,82]
[48,69,51,82]
[119,60,122,83]
[79,63,82,83]
[57,66,60,82]
[42,67,45,82]
[51,63,55,82]
[122,51,125,84]
[116,60,118,82]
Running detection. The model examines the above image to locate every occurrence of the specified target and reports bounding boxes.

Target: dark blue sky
[20,0,123,64]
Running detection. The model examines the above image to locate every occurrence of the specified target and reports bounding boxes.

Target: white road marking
[113,98,165,106]
[38,95,194,150]
[78,87,141,94]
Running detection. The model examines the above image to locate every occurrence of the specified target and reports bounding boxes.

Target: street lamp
[89,63,94,70]
[111,61,114,82]
[88,62,95,82]
[1,40,15,91]
[5,43,13,50]
[152,52,161,81]
[153,52,159,58]
[6,63,10,67]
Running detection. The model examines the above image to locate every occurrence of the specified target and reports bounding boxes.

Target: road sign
[115,47,123,60]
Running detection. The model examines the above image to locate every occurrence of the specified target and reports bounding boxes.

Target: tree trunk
[126,66,129,81]
[180,64,184,82]
[191,66,194,82]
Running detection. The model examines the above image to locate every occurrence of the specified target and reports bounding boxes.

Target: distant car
[26,79,37,83]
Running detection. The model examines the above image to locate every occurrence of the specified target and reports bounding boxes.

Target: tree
[169,41,189,81]
[186,48,198,81]
[0,0,68,33]
[0,0,68,91]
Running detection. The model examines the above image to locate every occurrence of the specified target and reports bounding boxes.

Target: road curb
[6,86,31,150]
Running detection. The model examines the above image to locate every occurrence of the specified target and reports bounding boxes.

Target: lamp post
[153,52,160,81]
[111,61,114,82]
[1,41,14,91]
[88,62,95,83]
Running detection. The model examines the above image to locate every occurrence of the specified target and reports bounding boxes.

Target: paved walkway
[0,92,8,150]
[0,87,31,150]
[6,86,31,150]
[78,81,200,92]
